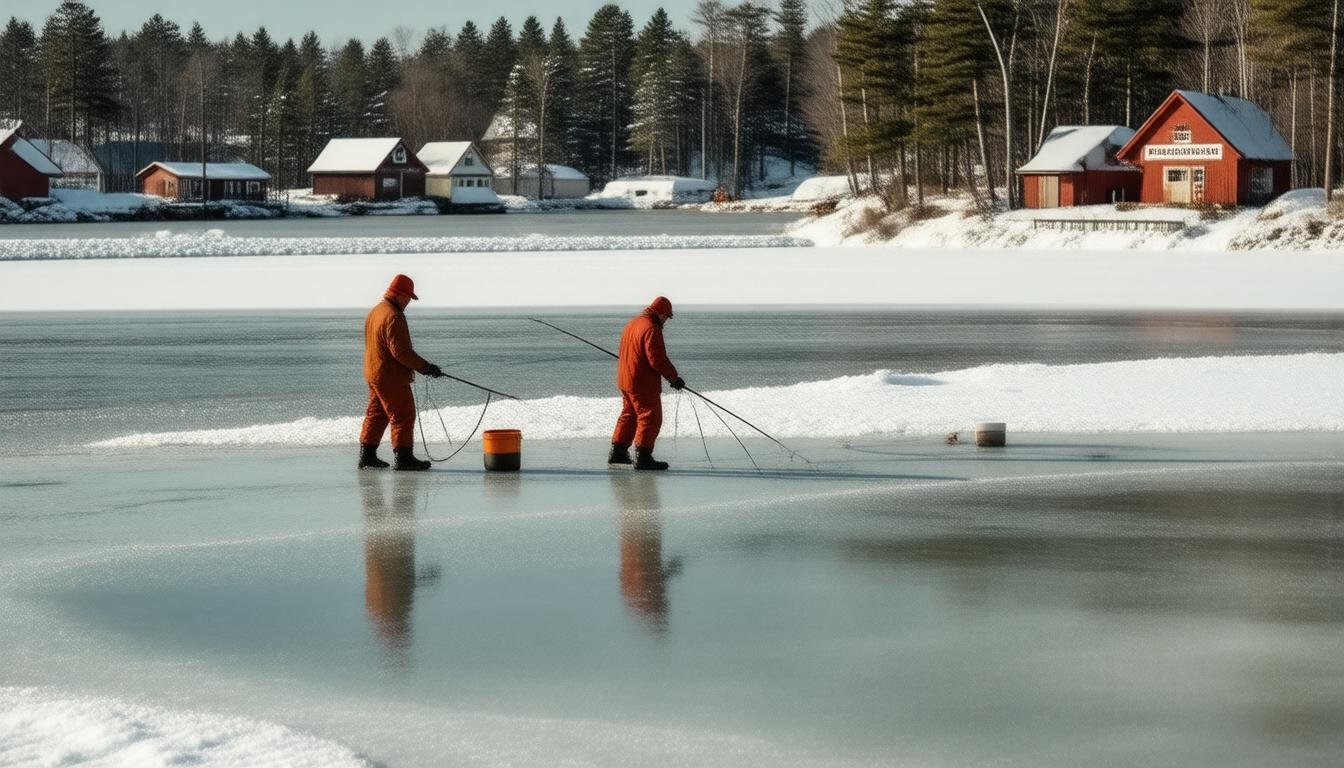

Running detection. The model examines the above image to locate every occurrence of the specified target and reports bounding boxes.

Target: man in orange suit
[609,296,684,471]
[359,274,444,471]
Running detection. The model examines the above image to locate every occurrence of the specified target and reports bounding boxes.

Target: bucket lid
[974,422,1006,431]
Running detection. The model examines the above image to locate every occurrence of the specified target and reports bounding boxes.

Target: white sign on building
[1143,144,1223,161]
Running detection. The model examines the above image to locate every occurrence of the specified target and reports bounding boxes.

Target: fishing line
[686,393,714,468]
[700,396,760,471]
[417,376,493,464]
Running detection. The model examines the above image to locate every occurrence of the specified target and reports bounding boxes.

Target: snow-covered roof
[1174,90,1294,161]
[28,140,102,175]
[0,126,64,176]
[601,175,716,195]
[507,164,588,180]
[307,138,406,173]
[137,161,271,181]
[1018,126,1138,174]
[419,141,493,175]
[482,113,537,142]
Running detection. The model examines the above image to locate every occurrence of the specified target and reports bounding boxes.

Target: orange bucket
[482,429,522,471]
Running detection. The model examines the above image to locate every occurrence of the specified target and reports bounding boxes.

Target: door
[1163,167,1192,204]
[1037,175,1060,208]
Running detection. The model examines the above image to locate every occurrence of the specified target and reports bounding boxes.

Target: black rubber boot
[633,447,669,471]
[358,443,390,469]
[607,443,633,465]
[394,448,432,471]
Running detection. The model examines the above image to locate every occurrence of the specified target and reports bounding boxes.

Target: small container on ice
[482,429,522,471]
[974,422,1006,447]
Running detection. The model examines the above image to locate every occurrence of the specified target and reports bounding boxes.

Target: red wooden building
[136,161,271,201]
[307,138,427,200]
[0,123,63,201]
[1018,125,1141,208]
[1116,90,1292,206]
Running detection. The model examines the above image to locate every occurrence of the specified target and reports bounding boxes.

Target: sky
[14,1,711,46]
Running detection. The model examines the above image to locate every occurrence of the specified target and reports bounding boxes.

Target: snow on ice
[91,353,1344,448]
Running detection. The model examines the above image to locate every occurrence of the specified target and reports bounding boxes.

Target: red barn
[1018,125,1141,208]
[136,161,271,201]
[307,138,427,201]
[0,124,63,201]
[1117,90,1293,206]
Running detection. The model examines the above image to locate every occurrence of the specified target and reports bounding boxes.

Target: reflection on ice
[611,475,682,636]
[360,474,441,659]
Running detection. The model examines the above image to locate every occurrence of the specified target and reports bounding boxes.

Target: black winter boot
[394,447,432,471]
[634,447,669,471]
[607,443,633,465]
[358,443,390,469]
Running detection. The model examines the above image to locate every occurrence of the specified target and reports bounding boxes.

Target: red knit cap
[385,274,418,301]
[647,296,673,317]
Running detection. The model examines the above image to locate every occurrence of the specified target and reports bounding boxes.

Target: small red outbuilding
[136,161,272,201]
[1116,90,1293,206]
[1018,125,1141,208]
[307,138,427,201]
[0,123,63,202]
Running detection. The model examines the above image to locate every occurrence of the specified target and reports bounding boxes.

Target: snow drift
[0,687,368,767]
[91,353,1344,448]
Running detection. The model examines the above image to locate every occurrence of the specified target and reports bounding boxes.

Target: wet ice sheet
[2,435,1342,767]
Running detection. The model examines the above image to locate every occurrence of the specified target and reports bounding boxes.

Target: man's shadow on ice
[360,472,441,661]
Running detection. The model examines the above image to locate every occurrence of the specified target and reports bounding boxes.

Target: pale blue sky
[13,1,722,46]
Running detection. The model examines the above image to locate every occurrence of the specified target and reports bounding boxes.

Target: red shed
[1117,90,1293,206]
[0,124,63,202]
[307,138,427,201]
[1018,125,1141,208]
[136,161,271,201]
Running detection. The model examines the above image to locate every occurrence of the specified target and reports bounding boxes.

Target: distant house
[0,123,63,201]
[136,161,272,201]
[599,175,718,203]
[29,140,104,191]
[418,141,499,204]
[92,141,170,193]
[493,164,590,199]
[1018,126,1140,208]
[1116,90,1293,206]
[307,138,427,201]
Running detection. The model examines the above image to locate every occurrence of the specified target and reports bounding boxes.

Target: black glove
[671,376,686,390]
[422,363,445,378]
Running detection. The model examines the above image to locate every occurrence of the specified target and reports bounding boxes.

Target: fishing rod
[434,371,519,401]
[527,317,807,463]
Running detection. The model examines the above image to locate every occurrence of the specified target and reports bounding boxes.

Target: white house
[418,141,499,204]
[493,164,590,199]
[29,139,104,190]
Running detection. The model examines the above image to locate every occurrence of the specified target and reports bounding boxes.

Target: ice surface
[0,687,368,767]
[90,354,1344,448]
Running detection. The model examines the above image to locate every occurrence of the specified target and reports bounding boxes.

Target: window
[1250,166,1274,197]
[382,177,397,189]
[1166,168,1187,183]
[392,146,407,164]
[1173,123,1192,143]
[247,181,260,194]
[463,154,474,166]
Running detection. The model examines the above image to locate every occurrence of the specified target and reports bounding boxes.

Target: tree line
[0,0,813,195]
[0,0,1337,204]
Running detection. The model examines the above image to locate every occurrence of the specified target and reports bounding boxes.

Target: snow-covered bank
[2,245,1339,312]
[0,687,368,767]
[793,188,1344,251]
[90,353,1344,448]
[0,231,809,261]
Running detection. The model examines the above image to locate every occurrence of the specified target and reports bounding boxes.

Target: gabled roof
[307,138,416,173]
[136,161,271,181]
[1018,126,1139,174]
[1120,90,1294,161]
[509,163,588,180]
[0,125,64,177]
[29,139,102,175]
[419,141,494,175]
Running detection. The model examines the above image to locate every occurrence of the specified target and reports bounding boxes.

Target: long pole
[435,372,519,400]
[527,317,803,459]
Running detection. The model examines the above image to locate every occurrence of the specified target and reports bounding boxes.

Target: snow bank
[792,188,1344,251]
[597,176,718,204]
[0,687,368,767]
[91,354,1344,448]
[3,245,1339,311]
[0,232,809,260]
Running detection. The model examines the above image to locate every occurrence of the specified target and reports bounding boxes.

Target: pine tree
[915,0,991,196]
[453,21,493,136]
[630,8,681,173]
[773,0,810,176]
[717,2,774,196]
[131,14,184,148]
[365,37,400,134]
[546,18,579,165]
[482,17,517,115]
[331,39,367,134]
[0,19,41,126]
[38,1,119,144]
[576,4,636,183]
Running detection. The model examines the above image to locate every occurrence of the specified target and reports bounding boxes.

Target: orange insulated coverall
[360,299,430,450]
[612,309,679,450]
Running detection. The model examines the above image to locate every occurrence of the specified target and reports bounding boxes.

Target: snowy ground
[793,188,1344,251]
[2,245,1339,312]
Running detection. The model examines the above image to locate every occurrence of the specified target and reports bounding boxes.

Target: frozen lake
[0,209,804,240]
[2,309,1342,766]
